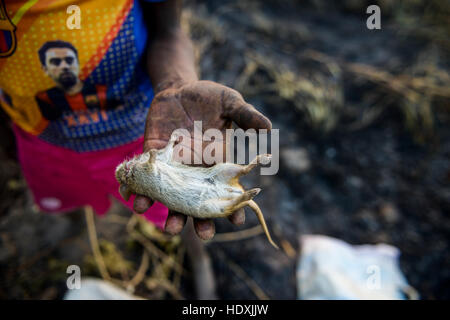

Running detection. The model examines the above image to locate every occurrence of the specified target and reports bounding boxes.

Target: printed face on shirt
[43,48,80,91]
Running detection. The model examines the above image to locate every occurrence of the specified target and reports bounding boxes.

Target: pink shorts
[12,124,168,229]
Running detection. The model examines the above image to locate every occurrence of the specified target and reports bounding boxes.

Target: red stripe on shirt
[79,0,134,80]
[66,93,88,111]
[96,85,107,109]
[36,91,53,105]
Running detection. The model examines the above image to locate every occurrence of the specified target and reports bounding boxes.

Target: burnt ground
[1,0,449,299]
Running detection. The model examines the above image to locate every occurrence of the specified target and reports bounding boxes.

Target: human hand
[132,80,272,240]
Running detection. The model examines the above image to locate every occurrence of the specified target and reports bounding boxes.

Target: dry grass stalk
[210,225,263,243]
[85,206,111,282]
[216,249,270,300]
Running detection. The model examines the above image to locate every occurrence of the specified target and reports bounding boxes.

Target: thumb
[223,91,272,131]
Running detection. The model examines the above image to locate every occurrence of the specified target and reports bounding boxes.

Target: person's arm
[134,0,272,240]
[144,0,197,96]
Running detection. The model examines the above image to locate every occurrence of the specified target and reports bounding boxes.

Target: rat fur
[115,132,278,249]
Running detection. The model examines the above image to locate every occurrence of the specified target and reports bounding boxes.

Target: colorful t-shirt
[0,0,158,152]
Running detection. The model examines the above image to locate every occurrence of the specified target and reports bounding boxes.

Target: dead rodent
[115,132,278,249]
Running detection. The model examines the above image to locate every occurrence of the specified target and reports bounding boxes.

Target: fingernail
[195,220,215,240]
[196,220,211,232]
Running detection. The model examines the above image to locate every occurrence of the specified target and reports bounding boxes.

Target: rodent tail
[247,200,279,249]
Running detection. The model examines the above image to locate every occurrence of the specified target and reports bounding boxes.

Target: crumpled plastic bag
[297,235,418,300]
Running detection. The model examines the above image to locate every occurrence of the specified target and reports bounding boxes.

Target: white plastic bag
[297,235,418,300]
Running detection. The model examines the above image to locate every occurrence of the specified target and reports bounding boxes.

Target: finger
[133,195,154,214]
[230,102,272,131]
[223,91,272,130]
[227,208,245,226]
[165,211,187,235]
[193,218,216,240]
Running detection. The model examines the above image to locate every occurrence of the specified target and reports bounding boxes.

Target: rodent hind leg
[197,189,260,218]
[222,188,261,215]
[238,154,272,177]
[155,131,181,163]
[147,149,158,164]
[211,163,245,183]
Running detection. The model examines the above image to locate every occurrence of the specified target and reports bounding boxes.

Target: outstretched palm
[134,80,272,240]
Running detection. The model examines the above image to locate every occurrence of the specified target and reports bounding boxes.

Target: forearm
[146,27,197,94]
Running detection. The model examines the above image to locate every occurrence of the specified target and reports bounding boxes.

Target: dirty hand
[132,80,272,240]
